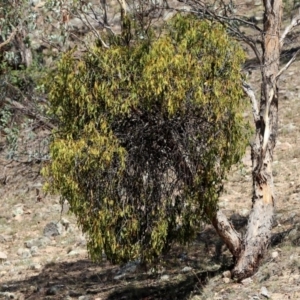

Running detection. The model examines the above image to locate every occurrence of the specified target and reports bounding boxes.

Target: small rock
[61,218,70,230]
[67,250,80,256]
[30,264,42,271]
[78,296,92,300]
[160,275,170,281]
[288,228,299,240]
[0,271,7,277]
[222,270,231,278]
[250,296,260,300]
[17,248,31,258]
[261,286,270,298]
[46,286,59,296]
[119,260,140,274]
[240,208,250,217]
[25,239,36,248]
[0,251,7,261]
[223,277,231,283]
[241,277,253,285]
[29,286,38,293]
[254,15,263,22]
[113,273,126,280]
[181,266,192,273]
[12,206,24,217]
[0,235,13,242]
[0,292,16,299]
[30,246,39,256]
[206,264,221,271]
[39,236,51,246]
[43,222,63,237]
[25,237,50,248]
[271,251,279,259]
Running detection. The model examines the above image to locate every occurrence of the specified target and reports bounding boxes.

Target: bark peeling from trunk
[231,0,282,281]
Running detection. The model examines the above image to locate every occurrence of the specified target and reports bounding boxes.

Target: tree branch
[3,97,56,130]
[276,48,300,79]
[0,28,17,50]
[186,1,263,64]
[211,210,242,259]
[242,81,260,123]
[280,14,300,48]
[80,11,109,48]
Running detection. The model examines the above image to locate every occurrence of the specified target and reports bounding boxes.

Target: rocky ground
[1,1,300,300]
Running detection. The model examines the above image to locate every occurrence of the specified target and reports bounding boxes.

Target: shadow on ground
[0,258,220,300]
[0,213,297,300]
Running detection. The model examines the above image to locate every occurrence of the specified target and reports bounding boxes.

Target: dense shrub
[43,15,251,263]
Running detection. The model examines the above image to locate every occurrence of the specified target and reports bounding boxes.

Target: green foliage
[43,14,251,264]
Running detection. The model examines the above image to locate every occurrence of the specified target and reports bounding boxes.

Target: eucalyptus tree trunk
[198,0,286,280]
[231,0,282,280]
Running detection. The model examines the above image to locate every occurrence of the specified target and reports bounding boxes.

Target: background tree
[0,0,53,168]
[43,14,251,264]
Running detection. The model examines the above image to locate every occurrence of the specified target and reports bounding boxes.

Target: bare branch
[211,210,242,258]
[242,81,260,123]
[3,97,56,130]
[117,0,127,15]
[89,5,117,36]
[185,1,263,64]
[276,48,300,79]
[0,28,17,50]
[80,11,109,48]
[280,14,300,48]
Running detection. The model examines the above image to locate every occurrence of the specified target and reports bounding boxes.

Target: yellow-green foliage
[43,14,251,264]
